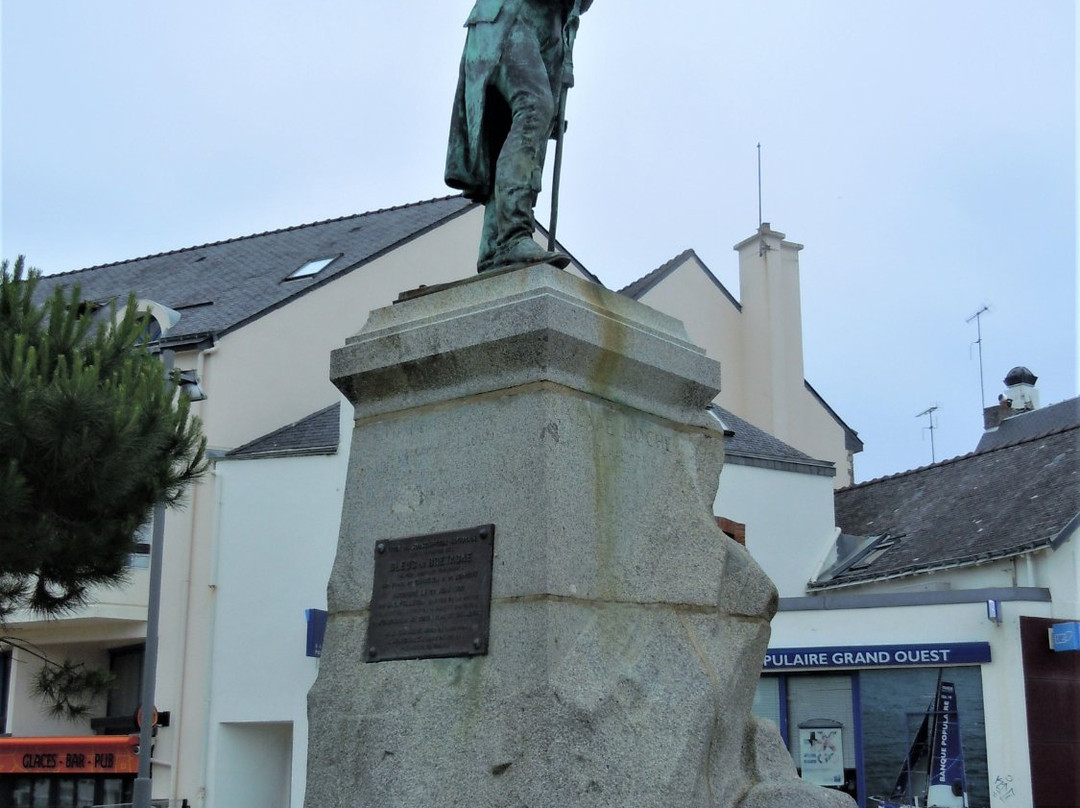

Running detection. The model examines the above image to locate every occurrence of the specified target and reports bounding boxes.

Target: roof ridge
[44,194,467,278]
[841,418,1080,492]
[618,248,697,297]
[619,248,742,315]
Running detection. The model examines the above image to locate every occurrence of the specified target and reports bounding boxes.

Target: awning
[0,735,139,775]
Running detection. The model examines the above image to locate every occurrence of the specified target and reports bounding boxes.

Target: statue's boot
[491,238,571,272]
[487,184,570,272]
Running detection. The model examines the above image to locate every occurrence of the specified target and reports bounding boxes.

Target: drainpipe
[196,463,227,806]
[1023,553,1036,588]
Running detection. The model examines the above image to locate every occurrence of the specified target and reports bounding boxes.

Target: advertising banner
[764,642,991,671]
[798,727,844,787]
[0,735,139,775]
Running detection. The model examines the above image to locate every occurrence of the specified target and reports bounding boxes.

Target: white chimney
[734,222,805,444]
[1003,366,1040,412]
[983,366,1040,430]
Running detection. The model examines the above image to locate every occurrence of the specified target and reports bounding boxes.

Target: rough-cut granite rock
[306,265,854,808]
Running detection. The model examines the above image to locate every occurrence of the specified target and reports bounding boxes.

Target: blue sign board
[305,608,328,658]
[1049,622,1080,652]
[763,642,992,671]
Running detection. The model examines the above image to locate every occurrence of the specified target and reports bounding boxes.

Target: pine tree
[0,256,207,618]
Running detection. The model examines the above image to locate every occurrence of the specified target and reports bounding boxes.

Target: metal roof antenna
[916,405,940,464]
[966,304,991,408]
[756,142,763,229]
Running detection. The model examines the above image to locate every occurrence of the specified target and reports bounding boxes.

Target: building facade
[753,381,1079,808]
[3,201,864,807]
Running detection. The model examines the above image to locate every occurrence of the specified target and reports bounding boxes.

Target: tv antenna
[916,405,939,464]
[966,305,991,408]
[756,142,763,227]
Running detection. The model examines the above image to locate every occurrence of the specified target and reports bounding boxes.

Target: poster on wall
[799,726,844,787]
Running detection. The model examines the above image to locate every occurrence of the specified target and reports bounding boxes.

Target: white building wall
[3,571,150,739]
[5,644,109,738]
[202,404,351,808]
[634,257,746,415]
[713,462,838,598]
[212,722,293,808]
[25,209,600,806]
[1042,528,1079,618]
[156,210,487,804]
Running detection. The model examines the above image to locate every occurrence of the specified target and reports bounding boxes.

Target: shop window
[859,667,989,808]
[759,663,991,808]
[3,776,130,808]
[752,676,783,737]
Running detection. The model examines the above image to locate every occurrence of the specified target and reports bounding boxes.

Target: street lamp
[130,302,204,808]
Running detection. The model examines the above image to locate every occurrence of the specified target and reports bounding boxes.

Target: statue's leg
[489,16,557,265]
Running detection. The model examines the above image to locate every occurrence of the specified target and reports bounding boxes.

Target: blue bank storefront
[753,642,993,808]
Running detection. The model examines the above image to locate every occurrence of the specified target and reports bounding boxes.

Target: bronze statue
[446,0,591,273]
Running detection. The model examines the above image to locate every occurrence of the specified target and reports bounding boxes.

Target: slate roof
[819,413,1080,589]
[976,397,1080,452]
[33,196,475,347]
[222,399,832,478]
[709,405,835,477]
[225,403,341,460]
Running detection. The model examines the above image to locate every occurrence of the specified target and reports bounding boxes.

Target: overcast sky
[2,1,1076,483]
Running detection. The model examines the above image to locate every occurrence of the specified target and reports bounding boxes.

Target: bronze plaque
[365,524,494,663]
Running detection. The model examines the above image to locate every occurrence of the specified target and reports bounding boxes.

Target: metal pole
[547,86,570,252]
[757,143,763,227]
[133,349,172,808]
[929,417,936,464]
[967,305,990,408]
[917,405,938,465]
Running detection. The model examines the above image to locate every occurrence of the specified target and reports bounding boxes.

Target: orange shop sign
[0,735,139,775]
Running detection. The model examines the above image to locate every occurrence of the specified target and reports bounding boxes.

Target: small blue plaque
[1049,621,1080,652]
[306,608,328,658]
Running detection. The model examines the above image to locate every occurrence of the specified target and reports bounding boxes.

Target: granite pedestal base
[306,265,852,808]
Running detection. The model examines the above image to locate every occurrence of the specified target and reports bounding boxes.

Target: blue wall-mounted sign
[763,642,992,671]
[306,608,328,658]
[1049,622,1080,652]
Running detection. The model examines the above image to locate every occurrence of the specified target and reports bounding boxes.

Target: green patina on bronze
[446,0,591,274]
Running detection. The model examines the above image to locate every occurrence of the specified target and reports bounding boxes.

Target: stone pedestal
[306,265,852,807]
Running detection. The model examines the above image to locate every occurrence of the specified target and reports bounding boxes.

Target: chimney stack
[734,222,805,444]
[983,366,1040,430]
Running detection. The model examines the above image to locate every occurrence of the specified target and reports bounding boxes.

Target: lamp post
[130,302,205,808]
[132,349,171,808]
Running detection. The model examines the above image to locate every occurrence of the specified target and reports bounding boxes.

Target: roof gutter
[1050,510,1080,550]
[725,450,836,477]
[154,332,216,353]
[806,539,1057,592]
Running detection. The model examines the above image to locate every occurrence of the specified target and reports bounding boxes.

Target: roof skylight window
[848,537,897,571]
[285,256,338,281]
